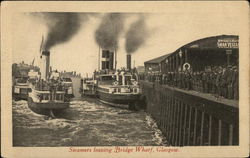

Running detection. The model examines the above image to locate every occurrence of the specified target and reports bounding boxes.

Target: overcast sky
[12,3,244,77]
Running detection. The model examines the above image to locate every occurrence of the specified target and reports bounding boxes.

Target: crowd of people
[33,77,74,102]
[139,65,239,100]
[34,78,66,92]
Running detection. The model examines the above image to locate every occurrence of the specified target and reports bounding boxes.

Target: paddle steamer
[27,50,70,117]
[95,49,141,109]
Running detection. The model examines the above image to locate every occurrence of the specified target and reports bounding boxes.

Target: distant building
[136,66,145,74]
[144,54,170,74]
[60,71,81,78]
[145,35,239,73]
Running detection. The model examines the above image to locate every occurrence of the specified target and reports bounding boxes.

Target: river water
[13,77,165,146]
[13,78,165,147]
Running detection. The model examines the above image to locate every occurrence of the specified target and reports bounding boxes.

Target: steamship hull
[82,90,97,97]
[82,85,97,97]
[97,90,140,109]
[13,93,28,101]
[27,97,69,115]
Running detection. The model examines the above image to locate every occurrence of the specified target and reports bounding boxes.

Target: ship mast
[114,47,117,70]
[98,45,100,71]
[39,36,44,54]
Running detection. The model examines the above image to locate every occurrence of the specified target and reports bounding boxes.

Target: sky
[12,4,244,77]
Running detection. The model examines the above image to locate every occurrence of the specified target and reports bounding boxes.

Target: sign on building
[217,38,238,48]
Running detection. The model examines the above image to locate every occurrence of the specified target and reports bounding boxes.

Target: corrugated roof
[171,34,238,55]
[144,53,171,64]
[144,35,238,64]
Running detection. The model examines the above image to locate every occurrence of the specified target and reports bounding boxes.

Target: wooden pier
[140,81,239,146]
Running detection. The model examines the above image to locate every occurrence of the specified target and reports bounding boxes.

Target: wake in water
[13,98,164,146]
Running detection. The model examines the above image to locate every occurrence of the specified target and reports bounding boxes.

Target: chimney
[127,54,131,70]
[40,50,50,81]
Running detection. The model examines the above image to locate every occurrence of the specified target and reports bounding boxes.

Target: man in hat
[202,71,208,93]
[211,70,217,94]
[185,71,192,90]
[197,71,202,92]
[206,70,211,93]
[232,66,239,100]
[221,67,229,98]
[227,66,233,99]
[215,70,222,98]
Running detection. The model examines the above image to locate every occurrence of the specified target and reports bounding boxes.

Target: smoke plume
[39,13,84,50]
[125,16,147,54]
[95,13,124,50]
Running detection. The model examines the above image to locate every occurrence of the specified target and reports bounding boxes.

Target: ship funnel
[101,49,114,70]
[40,50,50,81]
[109,51,114,70]
[127,54,131,70]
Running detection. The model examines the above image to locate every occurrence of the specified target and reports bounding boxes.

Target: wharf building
[145,35,238,73]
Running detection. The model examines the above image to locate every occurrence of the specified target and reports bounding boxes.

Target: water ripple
[13,98,164,146]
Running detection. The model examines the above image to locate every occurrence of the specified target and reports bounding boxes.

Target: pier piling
[140,81,239,146]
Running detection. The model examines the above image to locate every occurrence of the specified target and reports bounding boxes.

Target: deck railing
[140,81,239,146]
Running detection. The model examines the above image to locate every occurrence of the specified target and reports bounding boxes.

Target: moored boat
[80,77,97,97]
[96,71,140,109]
[95,49,141,109]
[61,77,74,98]
[13,77,30,101]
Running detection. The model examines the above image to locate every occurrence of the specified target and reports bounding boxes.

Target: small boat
[61,77,74,98]
[80,77,97,96]
[12,77,30,101]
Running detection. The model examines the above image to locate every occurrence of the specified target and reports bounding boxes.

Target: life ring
[113,81,118,86]
[132,81,138,86]
[183,63,191,71]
